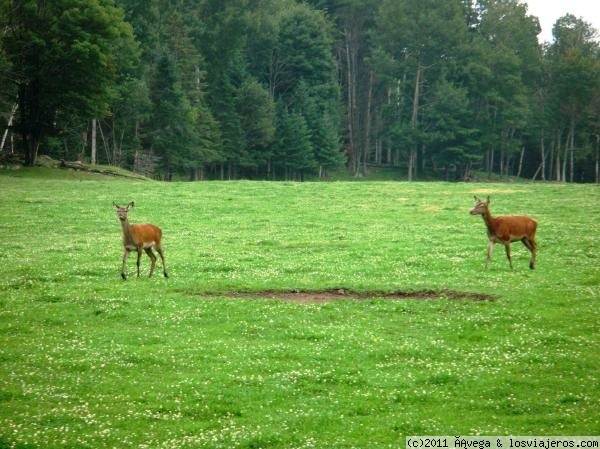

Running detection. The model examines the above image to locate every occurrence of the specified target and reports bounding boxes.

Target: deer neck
[120,218,134,239]
[481,208,497,234]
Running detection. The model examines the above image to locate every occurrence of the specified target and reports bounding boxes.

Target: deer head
[470,196,490,215]
[113,201,134,222]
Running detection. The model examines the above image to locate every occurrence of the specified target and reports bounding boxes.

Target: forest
[1,0,599,182]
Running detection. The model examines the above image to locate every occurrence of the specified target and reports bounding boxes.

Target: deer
[469,196,538,270]
[113,202,168,280]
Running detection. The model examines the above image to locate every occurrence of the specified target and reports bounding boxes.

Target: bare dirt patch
[196,289,495,303]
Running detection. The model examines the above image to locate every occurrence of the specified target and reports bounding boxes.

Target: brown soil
[197,288,495,303]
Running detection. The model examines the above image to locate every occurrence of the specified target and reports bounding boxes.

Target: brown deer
[113,202,168,279]
[470,196,537,270]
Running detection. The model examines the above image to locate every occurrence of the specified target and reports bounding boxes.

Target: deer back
[490,215,537,241]
[124,223,162,247]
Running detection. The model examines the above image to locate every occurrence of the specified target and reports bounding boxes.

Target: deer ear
[486,196,490,204]
[473,195,479,202]
[112,202,119,209]
[128,201,135,209]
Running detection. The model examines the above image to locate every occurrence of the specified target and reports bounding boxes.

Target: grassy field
[0,169,598,448]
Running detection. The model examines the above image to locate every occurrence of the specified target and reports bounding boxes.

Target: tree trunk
[533,144,550,181]
[555,129,562,181]
[1,103,18,153]
[344,25,357,175]
[408,151,416,181]
[487,109,498,179]
[23,134,40,167]
[112,117,125,167]
[596,134,600,184]
[409,64,422,182]
[548,137,556,181]
[386,87,392,165]
[19,76,41,166]
[190,167,204,181]
[362,70,374,174]
[540,130,546,181]
[463,161,472,181]
[91,119,97,165]
[118,128,125,166]
[569,119,575,183]
[98,121,111,165]
[562,128,569,182]
[516,145,525,178]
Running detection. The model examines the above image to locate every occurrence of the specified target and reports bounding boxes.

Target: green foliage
[2,0,137,164]
[541,15,600,181]
[1,0,598,180]
[291,81,344,177]
[426,79,481,177]
[148,53,197,177]
[546,16,600,126]
[0,1,14,119]
[478,0,542,85]
[273,105,316,179]
[0,173,599,447]
[373,0,471,177]
[237,78,276,169]
[276,3,337,98]
[116,0,160,63]
[376,0,467,65]
[312,111,345,175]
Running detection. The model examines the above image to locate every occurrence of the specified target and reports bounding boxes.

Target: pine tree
[148,53,196,179]
[292,81,342,178]
[237,78,276,175]
[273,105,316,180]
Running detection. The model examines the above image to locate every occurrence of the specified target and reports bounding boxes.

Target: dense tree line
[1,0,598,181]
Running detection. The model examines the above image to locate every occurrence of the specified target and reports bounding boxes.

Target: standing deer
[470,196,537,270]
[113,202,168,279]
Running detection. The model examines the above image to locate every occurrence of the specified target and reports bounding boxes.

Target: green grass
[0,169,598,448]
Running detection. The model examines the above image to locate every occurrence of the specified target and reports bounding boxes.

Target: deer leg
[486,240,494,270]
[121,249,130,280]
[521,237,536,269]
[504,241,513,269]
[145,248,157,277]
[528,237,537,269]
[156,244,168,278]
[136,248,142,277]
